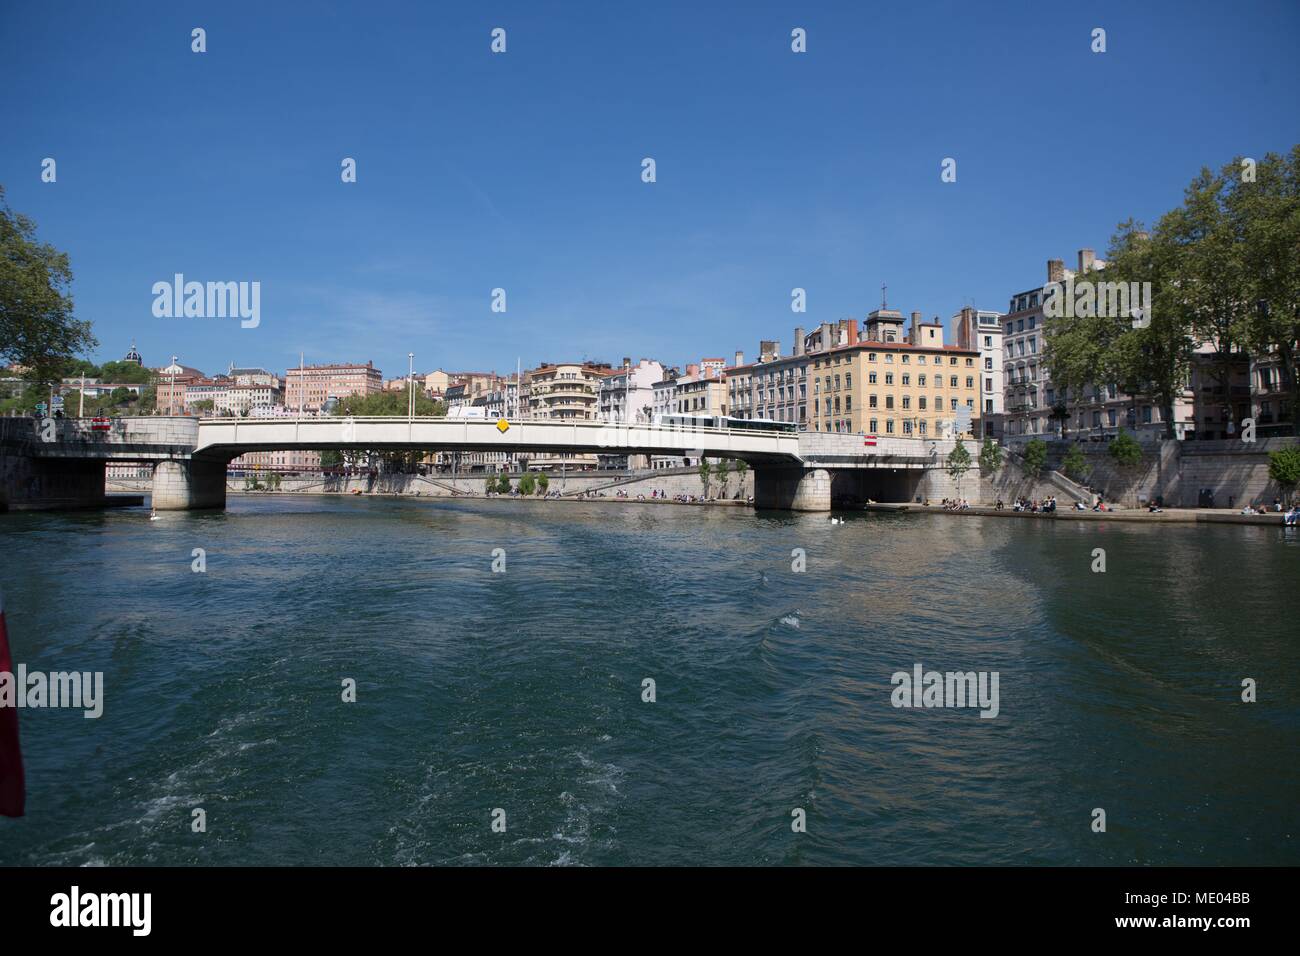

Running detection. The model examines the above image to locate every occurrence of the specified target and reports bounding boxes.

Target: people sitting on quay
[1284,505,1299,527]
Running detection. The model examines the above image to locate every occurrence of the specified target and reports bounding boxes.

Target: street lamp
[408,352,415,422]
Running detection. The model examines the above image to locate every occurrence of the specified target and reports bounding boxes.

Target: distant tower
[123,340,143,366]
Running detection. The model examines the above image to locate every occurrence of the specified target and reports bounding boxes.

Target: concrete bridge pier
[753,466,831,512]
[152,458,227,510]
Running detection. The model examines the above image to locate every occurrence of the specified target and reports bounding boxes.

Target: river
[1,496,1296,865]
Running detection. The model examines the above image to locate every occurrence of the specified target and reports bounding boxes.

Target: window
[950,376,958,387]
[869,394,878,408]
[885,374,894,385]
[868,353,877,362]
[845,373,852,388]
[902,396,911,409]
[869,372,877,384]
[845,396,852,411]
[902,374,910,386]
[902,354,910,364]
[869,418,878,433]
[918,374,927,386]
[886,419,895,434]
[966,376,974,388]
[984,335,992,348]
[903,420,913,435]
[985,357,992,370]
[951,398,959,410]
[985,377,992,392]
[919,396,927,410]
[885,354,894,363]
[965,358,973,367]
[886,396,895,410]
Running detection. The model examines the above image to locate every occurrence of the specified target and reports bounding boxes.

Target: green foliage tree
[1109,430,1143,468]
[714,458,730,497]
[0,185,96,383]
[536,472,549,495]
[98,360,155,385]
[1022,438,1048,478]
[978,438,1003,474]
[1061,445,1093,482]
[1267,445,1300,504]
[947,438,972,497]
[698,459,711,497]
[495,472,512,494]
[517,472,535,495]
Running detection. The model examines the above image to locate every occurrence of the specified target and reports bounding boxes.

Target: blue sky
[3,0,1298,379]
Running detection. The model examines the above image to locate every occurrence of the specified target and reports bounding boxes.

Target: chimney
[793,326,805,357]
[734,350,744,367]
[686,363,700,378]
[911,311,922,325]
[846,319,859,346]
[819,322,833,353]
[1078,248,1095,273]
[1047,259,1065,283]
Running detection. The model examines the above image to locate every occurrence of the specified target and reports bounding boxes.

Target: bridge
[1,416,959,512]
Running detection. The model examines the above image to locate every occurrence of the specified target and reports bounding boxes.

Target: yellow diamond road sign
[496,418,509,433]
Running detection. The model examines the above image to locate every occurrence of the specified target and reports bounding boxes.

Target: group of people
[938,498,971,511]
[1240,498,1300,524]
[994,496,1060,513]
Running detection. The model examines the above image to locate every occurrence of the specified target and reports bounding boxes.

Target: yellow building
[810,309,980,438]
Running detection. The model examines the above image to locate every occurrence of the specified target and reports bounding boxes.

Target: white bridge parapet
[193,416,803,463]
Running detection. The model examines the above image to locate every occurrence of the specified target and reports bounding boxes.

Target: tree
[98,360,155,385]
[1022,439,1048,478]
[1061,445,1092,482]
[947,439,972,497]
[1108,430,1143,469]
[0,185,96,383]
[536,472,550,495]
[714,458,730,497]
[517,473,535,495]
[1267,445,1300,505]
[698,459,711,497]
[495,472,512,494]
[978,438,1003,474]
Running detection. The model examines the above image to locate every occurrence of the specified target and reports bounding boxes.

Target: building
[285,361,382,414]
[520,362,611,470]
[597,358,663,425]
[1001,250,1196,445]
[526,362,609,421]
[954,307,1004,438]
[123,341,143,366]
[155,358,205,416]
[809,309,979,437]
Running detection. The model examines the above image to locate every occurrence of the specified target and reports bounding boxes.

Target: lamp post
[169,355,178,417]
[408,352,415,422]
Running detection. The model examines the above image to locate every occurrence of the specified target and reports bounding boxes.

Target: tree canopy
[1044,148,1300,435]
[0,185,96,382]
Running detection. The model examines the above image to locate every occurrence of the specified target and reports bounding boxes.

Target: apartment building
[953,307,1004,438]
[1001,251,1197,445]
[285,361,382,414]
[807,309,979,437]
[526,362,609,421]
[597,358,664,425]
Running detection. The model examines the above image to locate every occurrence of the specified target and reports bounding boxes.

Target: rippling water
[1,496,1297,865]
